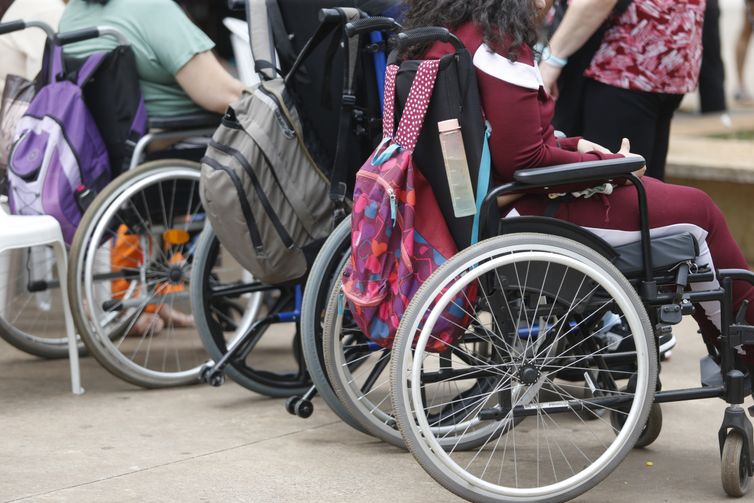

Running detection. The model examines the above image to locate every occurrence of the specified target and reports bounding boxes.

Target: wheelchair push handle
[345,17,402,38]
[0,19,26,35]
[397,27,464,52]
[319,8,341,23]
[55,26,130,46]
[227,0,246,11]
[319,7,369,25]
[0,20,55,39]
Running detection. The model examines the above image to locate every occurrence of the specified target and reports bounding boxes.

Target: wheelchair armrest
[513,157,645,187]
[148,112,222,131]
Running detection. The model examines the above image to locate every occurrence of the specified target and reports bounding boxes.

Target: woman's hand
[577,138,611,154]
[617,138,647,181]
[540,62,563,99]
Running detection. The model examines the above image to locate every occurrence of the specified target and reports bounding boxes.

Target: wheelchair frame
[356,28,754,501]
[479,158,754,477]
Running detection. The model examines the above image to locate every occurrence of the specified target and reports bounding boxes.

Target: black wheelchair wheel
[191,225,310,397]
[722,429,752,497]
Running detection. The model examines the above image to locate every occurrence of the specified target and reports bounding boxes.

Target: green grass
[708,129,754,140]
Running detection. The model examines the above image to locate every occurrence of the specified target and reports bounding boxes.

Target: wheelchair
[298,26,754,501]
[301,25,538,447]
[0,20,222,387]
[188,0,398,403]
[377,30,754,503]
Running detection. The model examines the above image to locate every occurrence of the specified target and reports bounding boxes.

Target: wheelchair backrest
[393,46,486,250]
[273,0,400,187]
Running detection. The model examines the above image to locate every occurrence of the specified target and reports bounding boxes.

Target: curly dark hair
[402,0,539,61]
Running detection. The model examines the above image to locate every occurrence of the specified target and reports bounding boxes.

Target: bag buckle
[331,182,349,224]
[342,94,357,107]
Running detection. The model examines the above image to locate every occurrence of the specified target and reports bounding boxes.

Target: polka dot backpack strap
[382,64,399,140]
[394,59,441,152]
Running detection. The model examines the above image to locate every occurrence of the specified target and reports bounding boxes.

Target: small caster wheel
[722,430,752,497]
[285,396,300,416]
[294,399,314,419]
[633,402,662,449]
[206,371,225,387]
[610,400,662,448]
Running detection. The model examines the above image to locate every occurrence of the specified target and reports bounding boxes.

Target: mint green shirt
[59,0,214,117]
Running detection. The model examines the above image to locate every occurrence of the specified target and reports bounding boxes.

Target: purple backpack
[8,49,124,243]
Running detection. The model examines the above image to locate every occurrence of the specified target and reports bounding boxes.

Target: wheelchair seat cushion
[148,112,221,131]
[614,232,700,276]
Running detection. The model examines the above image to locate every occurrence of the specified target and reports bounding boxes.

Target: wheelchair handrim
[81,166,205,382]
[400,244,651,500]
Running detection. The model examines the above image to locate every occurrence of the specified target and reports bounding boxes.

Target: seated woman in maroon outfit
[404,0,754,362]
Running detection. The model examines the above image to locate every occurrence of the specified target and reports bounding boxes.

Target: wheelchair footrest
[659,304,683,325]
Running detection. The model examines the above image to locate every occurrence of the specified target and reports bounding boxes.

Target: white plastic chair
[223,17,262,87]
[0,196,83,394]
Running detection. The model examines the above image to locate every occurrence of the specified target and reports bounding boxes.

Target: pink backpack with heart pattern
[342,60,476,352]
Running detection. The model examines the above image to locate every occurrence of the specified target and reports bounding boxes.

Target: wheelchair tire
[68,160,209,388]
[632,402,662,449]
[722,429,752,497]
[299,216,366,432]
[322,235,511,450]
[391,233,657,503]
[191,225,310,397]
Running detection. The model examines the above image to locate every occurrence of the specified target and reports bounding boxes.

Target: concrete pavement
[1,317,753,502]
[1,2,753,502]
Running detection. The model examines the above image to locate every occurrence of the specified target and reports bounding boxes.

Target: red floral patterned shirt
[585,0,706,94]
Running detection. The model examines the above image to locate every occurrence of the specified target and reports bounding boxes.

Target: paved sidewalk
[668,110,754,182]
[1,318,753,502]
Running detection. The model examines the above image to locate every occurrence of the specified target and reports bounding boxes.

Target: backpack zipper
[201,156,265,255]
[209,140,296,250]
[357,170,398,226]
[255,84,330,184]
[257,85,296,139]
[355,169,412,272]
[389,191,397,227]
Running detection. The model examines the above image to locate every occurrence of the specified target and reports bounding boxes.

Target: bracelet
[541,46,568,68]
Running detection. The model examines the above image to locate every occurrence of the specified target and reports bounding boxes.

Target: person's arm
[145,0,243,114]
[483,82,621,178]
[175,51,244,114]
[540,0,618,97]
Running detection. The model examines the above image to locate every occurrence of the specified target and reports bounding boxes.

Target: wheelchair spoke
[68,164,213,387]
[168,178,177,231]
[358,349,390,395]
[391,235,656,500]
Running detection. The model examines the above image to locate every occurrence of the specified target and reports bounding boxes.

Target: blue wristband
[541,46,568,68]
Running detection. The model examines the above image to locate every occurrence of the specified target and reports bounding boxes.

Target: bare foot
[128,313,165,337]
[157,304,194,328]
